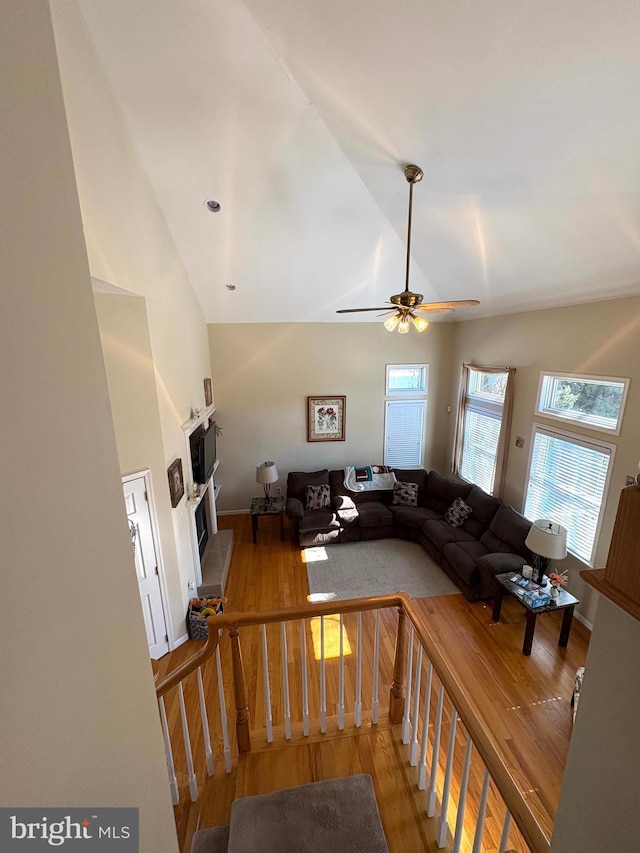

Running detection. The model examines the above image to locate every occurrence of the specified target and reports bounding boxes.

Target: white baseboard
[574,610,593,632]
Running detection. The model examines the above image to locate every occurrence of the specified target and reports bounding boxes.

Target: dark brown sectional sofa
[286,468,533,601]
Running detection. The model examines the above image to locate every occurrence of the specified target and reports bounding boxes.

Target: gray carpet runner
[190,774,388,852]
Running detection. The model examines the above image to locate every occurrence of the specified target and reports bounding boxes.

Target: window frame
[535,371,630,436]
[457,367,510,496]
[523,422,617,567]
[385,363,429,395]
[383,364,428,468]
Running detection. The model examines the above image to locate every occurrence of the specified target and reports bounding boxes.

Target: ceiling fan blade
[336,307,394,313]
[412,306,455,314]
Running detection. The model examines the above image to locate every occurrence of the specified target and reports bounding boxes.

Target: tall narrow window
[524,425,615,565]
[452,365,515,496]
[384,364,428,468]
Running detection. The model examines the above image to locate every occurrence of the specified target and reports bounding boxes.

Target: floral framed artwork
[307,396,346,442]
[167,458,185,508]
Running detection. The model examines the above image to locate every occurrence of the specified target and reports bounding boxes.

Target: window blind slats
[524,427,612,564]
[459,408,501,494]
[384,400,426,468]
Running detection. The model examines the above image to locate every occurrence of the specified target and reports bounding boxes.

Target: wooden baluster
[178,682,198,802]
[228,623,251,752]
[472,769,491,853]
[499,810,513,853]
[158,696,179,805]
[338,614,345,730]
[300,619,310,736]
[196,666,214,776]
[452,737,473,853]
[427,683,445,817]
[261,624,273,743]
[437,710,458,847]
[215,644,232,773]
[410,645,423,766]
[402,625,415,744]
[418,661,433,790]
[389,606,407,724]
[354,611,363,727]
[280,622,292,740]
[320,615,327,733]
[372,609,380,724]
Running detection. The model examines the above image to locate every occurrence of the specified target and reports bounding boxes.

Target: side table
[492,572,579,656]
[250,496,285,544]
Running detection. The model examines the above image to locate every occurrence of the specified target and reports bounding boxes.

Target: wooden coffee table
[492,572,579,656]
[250,496,285,544]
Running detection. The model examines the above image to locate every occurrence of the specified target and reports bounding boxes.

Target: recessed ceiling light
[226,284,236,290]
[204,199,221,212]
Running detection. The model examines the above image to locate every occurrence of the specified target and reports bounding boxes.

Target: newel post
[229,624,251,752]
[389,606,407,724]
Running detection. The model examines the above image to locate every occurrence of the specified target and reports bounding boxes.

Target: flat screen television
[197,423,217,483]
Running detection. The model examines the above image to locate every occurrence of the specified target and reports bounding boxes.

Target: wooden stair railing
[155,593,550,853]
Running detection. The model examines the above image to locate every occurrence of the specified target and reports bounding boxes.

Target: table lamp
[256,461,279,505]
[525,519,568,584]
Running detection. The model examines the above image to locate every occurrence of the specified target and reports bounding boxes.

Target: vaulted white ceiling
[76,0,640,323]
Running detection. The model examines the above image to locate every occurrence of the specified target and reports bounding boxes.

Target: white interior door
[123,474,170,659]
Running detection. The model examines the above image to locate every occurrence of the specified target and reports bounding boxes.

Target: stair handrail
[155,591,550,852]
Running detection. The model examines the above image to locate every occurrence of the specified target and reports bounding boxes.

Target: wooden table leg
[492,585,506,622]
[523,611,537,655]
[251,514,258,545]
[559,605,575,647]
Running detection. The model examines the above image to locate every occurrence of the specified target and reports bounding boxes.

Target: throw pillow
[306,484,331,510]
[445,497,473,527]
[392,481,418,506]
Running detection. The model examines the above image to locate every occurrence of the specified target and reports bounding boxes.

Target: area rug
[227,774,388,852]
[305,538,460,601]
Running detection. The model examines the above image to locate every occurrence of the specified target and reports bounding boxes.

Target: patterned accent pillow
[445,497,473,527]
[392,481,418,506]
[306,484,331,510]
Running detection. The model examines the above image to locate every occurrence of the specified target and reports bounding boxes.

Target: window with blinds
[458,368,508,494]
[384,400,426,468]
[523,424,616,566]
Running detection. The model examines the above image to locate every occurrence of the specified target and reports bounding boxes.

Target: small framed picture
[167,458,185,508]
[204,378,213,407]
[307,396,346,442]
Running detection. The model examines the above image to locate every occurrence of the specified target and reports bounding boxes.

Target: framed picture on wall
[167,458,185,508]
[204,378,213,407]
[307,396,346,442]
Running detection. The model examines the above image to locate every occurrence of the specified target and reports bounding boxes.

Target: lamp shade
[525,519,568,559]
[256,461,278,486]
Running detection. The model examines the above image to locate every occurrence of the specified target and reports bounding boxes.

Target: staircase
[155,594,550,853]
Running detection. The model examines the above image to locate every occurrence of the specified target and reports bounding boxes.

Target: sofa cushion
[423,518,476,551]
[442,540,490,587]
[390,505,441,529]
[299,508,339,534]
[463,486,501,538]
[445,497,473,527]
[393,481,418,506]
[287,469,329,505]
[481,503,532,556]
[306,484,331,510]
[356,502,393,527]
[424,470,473,514]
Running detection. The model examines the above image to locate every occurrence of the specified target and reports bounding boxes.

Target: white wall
[0,3,177,848]
[94,293,186,642]
[52,1,213,626]
[208,321,455,510]
[551,597,640,851]
[450,296,640,624]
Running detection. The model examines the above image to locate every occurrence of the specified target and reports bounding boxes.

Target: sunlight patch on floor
[302,546,328,563]
[310,614,352,660]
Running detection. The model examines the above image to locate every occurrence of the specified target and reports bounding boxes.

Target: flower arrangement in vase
[548,570,568,600]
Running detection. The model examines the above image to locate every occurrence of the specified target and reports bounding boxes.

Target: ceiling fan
[336,164,479,333]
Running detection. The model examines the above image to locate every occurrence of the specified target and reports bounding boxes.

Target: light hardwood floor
[155,513,590,851]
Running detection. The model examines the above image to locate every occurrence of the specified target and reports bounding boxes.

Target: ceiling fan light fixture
[383,313,401,332]
[397,316,411,334]
[410,314,429,332]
